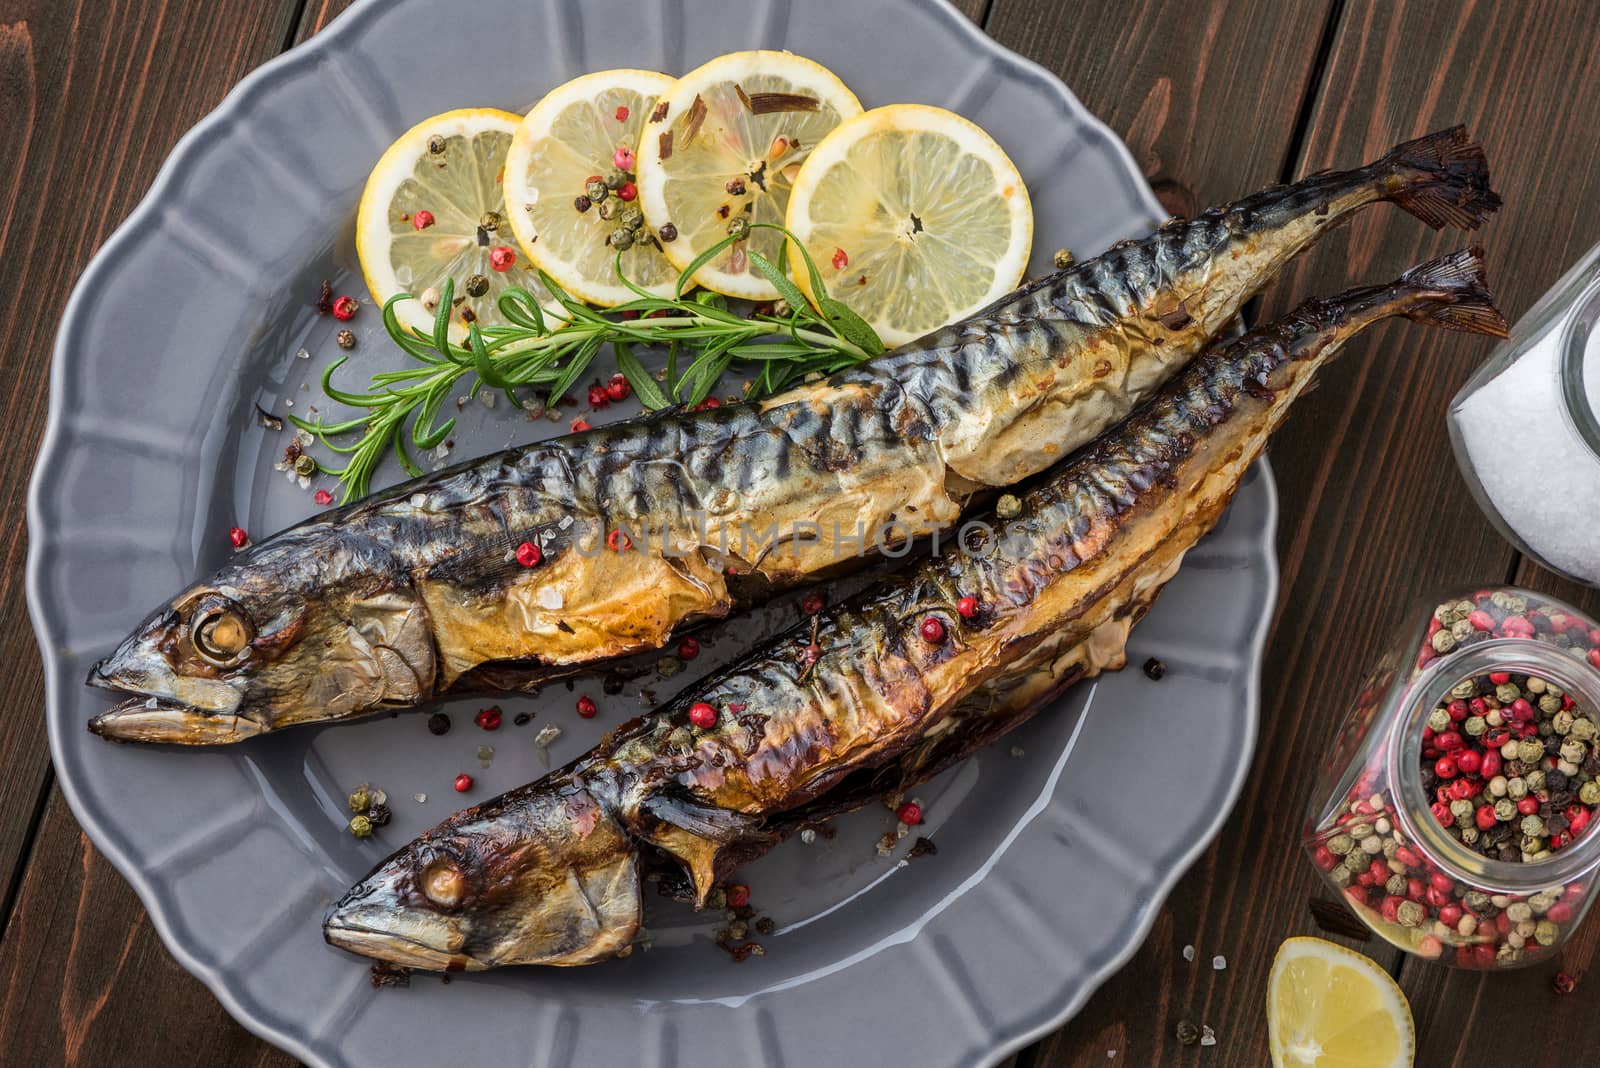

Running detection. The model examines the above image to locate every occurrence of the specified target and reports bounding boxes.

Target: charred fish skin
[88,128,1500,745]
[325,250,1506,970]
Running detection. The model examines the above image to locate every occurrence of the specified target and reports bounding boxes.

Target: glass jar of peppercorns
[1304,586,1600,968]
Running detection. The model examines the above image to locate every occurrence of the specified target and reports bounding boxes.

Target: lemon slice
[784,104,1032,347]
[357,108,537,341]
[1268,937,1415,1068]
[504,70,679,307]
[634,50,862,299]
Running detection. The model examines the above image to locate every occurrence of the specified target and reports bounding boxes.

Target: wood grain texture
[983,0,1335,218]
[0,789,293,1068]
[0,0,307,1063]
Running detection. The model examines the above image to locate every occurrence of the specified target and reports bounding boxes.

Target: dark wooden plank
[0,789,291,1067]
[984,0,1335,218]
[0,0,309,1063]
[1030,1,1600,1064]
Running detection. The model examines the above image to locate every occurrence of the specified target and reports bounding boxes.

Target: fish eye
[421,858,467,908]
[191,600,253,665]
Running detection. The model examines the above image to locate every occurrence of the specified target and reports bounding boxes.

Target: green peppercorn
[609,227,636,251]
[1451,679,1478,700]
[1571,717,1597,742]
[1521,815,1546,837]
[1554,710,1576,735]
[1506,901,1534,923]
[995,494,1021,519]
[1464,890,1492,911]
[348,784,373,813]
[1427,708,1451,732]
[349,814,373,838]
[727,216,751,240]
[586,178,609,202]
[1464,715,1487,737]
[1497,682,1522,704]
[1518,739,1544,763]
[1328,864,1352,887]
[1508,776,1529,799]
[1397,900,1426,927]
[618,205,645,232]
[1176,1020,1200,1047]
[1327,833,1355,855]
[465,274,490,298]
[479,211,501,232]
[1529,891,1556,914]
[1527,677,1548,694]
[1581,781,1600,805]
[1431,629,1457,653]
[294,453,317,478]
[1562,739,1587,764]
[1527,769,1547,791]
[1536,919,1560,946]
[1495,798,1518,821]
[1546,683,1565,699]
[1541,694,1563,714]
[1385,873,1407,896]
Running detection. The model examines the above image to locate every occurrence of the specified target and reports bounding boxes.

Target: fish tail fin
[1396,246,1510,337]
[1375,126,1503,230]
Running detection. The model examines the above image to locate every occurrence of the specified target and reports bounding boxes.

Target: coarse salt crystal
[1212,954,1226,971]
[1182,944,1195,962]
[537,587,564,610]
[414,793,427,804]
[1455,299,1600,582]
[410,493,427,508]
[1200,1026,1216,1047]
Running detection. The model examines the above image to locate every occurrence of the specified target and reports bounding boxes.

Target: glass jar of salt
[1449,244,1600,585]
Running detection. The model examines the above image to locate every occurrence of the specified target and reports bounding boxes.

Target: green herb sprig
[291,225,884,502]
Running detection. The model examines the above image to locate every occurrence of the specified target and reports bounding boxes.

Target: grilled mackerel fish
[88,128,1500,743]
[323,249,1507,969]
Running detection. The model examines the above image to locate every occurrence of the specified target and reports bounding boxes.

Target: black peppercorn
[1142,657,1166,681]
[366,803,392,827]
[427,712,451,736]
[574,194,592,213]
[659,223,678,242]
[513,711,532,726]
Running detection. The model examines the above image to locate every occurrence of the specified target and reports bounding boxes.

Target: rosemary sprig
[292,225,884,502]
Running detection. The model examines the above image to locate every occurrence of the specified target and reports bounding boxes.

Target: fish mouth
[87,696,263,745]
[322,921,473,971]
[323,901,474,971]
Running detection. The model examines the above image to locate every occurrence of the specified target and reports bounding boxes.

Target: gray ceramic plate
[28,1,1278,1065]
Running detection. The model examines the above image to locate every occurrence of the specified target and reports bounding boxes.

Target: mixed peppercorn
[1309,590,1600,968]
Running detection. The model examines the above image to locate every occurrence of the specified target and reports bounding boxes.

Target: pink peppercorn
[897,801,923,825]
[314,488,334,506]
[516,541,542,567]
[919,617,947,644]
[576,696,598,718]
[332,295,359,321]
[613,144,635,171]
[454,773,473,793]
[412,210,435,230]
[229,526,249,548]
[688,702,717,729]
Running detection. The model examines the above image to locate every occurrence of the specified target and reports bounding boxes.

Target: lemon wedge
[634,50,861,299]
[784,103,1032,347]
[356,108,533,341]
[503,70,679,307]
[1268,937,1415,1068]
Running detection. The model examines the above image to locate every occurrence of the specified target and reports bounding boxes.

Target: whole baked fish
[323,249,1507,969]
[88,128,1499,743]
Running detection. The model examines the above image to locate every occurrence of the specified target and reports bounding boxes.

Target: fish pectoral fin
[634,790,776,907]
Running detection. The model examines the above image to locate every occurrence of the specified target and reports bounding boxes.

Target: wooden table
[3,0,1599,1062]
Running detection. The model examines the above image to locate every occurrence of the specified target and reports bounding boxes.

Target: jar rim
[1386,636,1600,892]
[1559,272,1600,461]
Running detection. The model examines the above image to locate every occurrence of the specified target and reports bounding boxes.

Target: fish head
[324,780,641,970]
[86,530,436,743]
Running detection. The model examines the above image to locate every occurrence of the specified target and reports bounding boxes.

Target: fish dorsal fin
[633,788,777,906]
